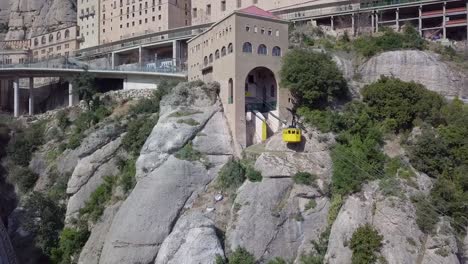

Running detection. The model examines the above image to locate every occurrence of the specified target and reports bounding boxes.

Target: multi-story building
[190,0,350,25]
[99,0,191,44]
[78,0,100,49]
[188,6,291,147]
[0,40,30,65]
[31,26,80,61]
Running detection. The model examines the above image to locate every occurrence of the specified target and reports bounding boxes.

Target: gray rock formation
[78,202,122,264]
[98,82,234,264]
[325,181,460,264]
[359,50,468,98]
[226,178,330,263]
[65,136,124,221]
[155,212,224,264]
[0,218,17,264]
[5,0,76,40]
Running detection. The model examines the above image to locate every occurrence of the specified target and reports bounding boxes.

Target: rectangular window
[221,1,226,11]
[193,8,197,18]
[206,4,211,15]
[237,0,242,8]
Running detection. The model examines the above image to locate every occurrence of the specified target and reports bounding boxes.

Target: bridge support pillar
[28,77,34,115]
[172,40,179,70]
[418,6,422,36]
[68,82,74,107]
[442,2,447,39]
[13,78,19,117]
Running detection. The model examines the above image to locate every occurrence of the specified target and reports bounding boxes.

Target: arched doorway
[244,67,277,113]
[244,67,279,146]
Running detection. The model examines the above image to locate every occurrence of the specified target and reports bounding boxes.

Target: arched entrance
[244,67,277,113]
[244,67,279,146]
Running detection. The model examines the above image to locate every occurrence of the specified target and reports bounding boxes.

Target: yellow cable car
[282,127,302,143]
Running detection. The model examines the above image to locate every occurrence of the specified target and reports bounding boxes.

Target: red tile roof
[238,5,279,19]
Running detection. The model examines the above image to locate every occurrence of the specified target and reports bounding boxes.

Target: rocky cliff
[1,0,76,41]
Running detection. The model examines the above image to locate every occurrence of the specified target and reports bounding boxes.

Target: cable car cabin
[282,128,302,143]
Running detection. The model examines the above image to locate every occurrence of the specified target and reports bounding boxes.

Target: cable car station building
[188,6,292,148]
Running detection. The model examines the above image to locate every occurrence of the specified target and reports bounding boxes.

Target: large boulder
[78,202,122,264]
[226,178,330,263]
[359,50,467,98]
[65,136,124,221]
[155,212,224,264]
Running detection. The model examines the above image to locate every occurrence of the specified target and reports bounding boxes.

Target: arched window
[272,46,281,56]
[34,38,39,46]
[57,32,61,40]
[204,56,208,66]
[41,36,46,44]
[49,34,54,42]
[228,43,233,53]
[209,54,213,63]
[65,29,70,39]
[228,79,233,104]
[242,42,252,53]
[215,50,220,59]
[258,44,267,55]
[221,46,226,56]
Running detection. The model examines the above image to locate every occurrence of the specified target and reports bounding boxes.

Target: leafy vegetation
[72,70,98,103]
[175,141,203,161]
[299,228,330,264]
[293,172,317,186]
[219,247,256,264]
[122,115,158,156]
[7,121,45,166]
[245,166,262,182]
[350,224,383,264]
[50,227,90,264]
[10,166,39,193]
[129,80,178,115]
[79,176,115,222]
[217,160,246,190]
[177,118,200,126]
[280,49,348,108]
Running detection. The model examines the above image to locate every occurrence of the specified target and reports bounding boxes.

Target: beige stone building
[190,0,349,25]
[78,0,101,49]
[0,40,30,65]
[99,0,191,44]
[31,26,80,61]
[188,6,291,148]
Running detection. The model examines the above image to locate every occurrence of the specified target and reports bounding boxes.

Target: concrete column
[443,2,447,39]
[330,16,334,30]
[172,40,179,69]
[419,6,423,36]
[396,8,400,31]
[375,12,379,32]
[111,52,119,70]
[351,14,355,36]
[371,12,375,33]
[68,82,74,107]
[466,0,468,40]
[28,77,34,115]
[13,78,19,117]
[138,46,143,68]
[0,80,8,108]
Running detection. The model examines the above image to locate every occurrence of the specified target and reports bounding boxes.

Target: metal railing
[0,57,187,74]
[77,23,212,58]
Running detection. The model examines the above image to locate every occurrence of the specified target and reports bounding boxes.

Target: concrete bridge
[0,64,187,117]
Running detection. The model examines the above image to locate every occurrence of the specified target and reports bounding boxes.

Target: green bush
[67,104,111,149]
[10,166,39,193]
[228,247,256,264]
[280,49,348,108]
[412,195,439,234]
[23,192,65,255]
[293,172,317,186]
[350,224,383,264]
[327,195,343,225]
[72,70,97,103]
[56,111,70,130]
[79,176,115,222]
[7,122,45,166]
[50,227,90,264]
[177,118,200,126]
[129,80,177,115]
[245,166,262,182]
[175,141,202,161]
[217,160,246,190]
[119,159,137,194]
[362,77,445,131]
[122,115,158,156]
[297,107,339,133]
[305,199,317,210]
[267,257,288,264]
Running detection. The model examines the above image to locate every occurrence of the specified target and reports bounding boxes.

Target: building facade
[78,0,101,49]
[0,40,30,65]
[31,26,80,61]
[99,0,190,44]
[188,6,291,147]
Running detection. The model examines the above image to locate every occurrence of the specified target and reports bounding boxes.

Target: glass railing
[246,100,277,113]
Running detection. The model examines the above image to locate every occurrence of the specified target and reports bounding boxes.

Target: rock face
[4,0,76,40]
[225,131,334,263]
[0,218,17,264]
[325,181,460,264]
[98,82,234,264]
[154,212,224,264]
[359,50,468,98]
